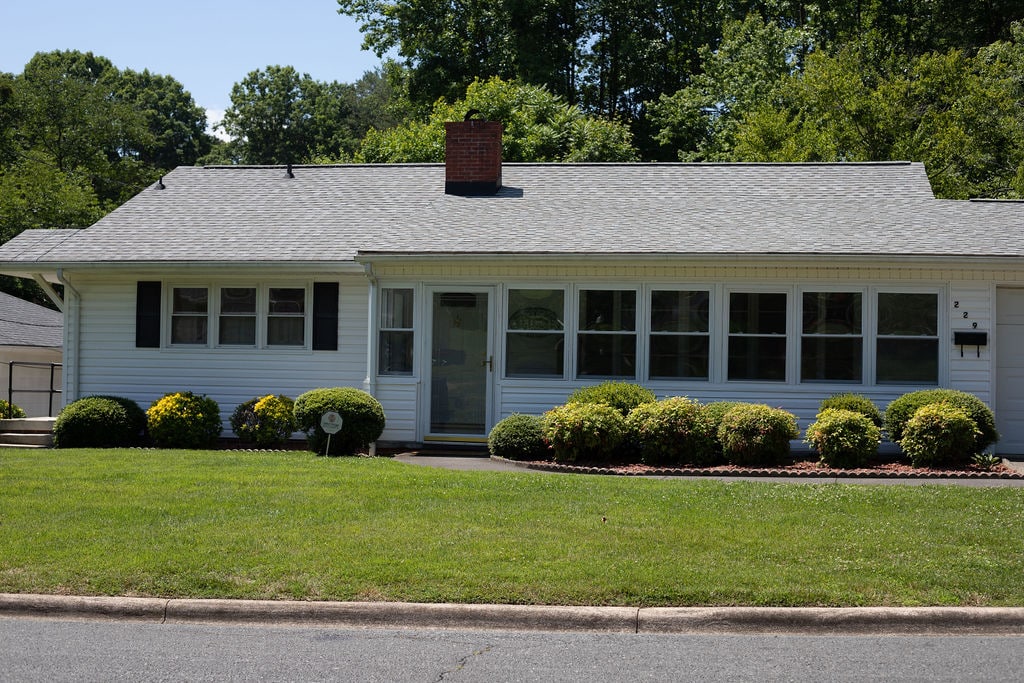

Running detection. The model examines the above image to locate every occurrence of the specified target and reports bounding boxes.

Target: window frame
[503,286,568,380]
[647,286,712,382]
[378,287,416,376]
[165,282,313,350]
[873,289,941,386]
[724,288,790,383]
[799,289,864,384]
[575,286,639,380]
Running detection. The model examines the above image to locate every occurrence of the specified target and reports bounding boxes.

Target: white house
[0,292,62,417]
[0,120,1021,451]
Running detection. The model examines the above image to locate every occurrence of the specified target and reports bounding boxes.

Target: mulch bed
[509,455,1024,479]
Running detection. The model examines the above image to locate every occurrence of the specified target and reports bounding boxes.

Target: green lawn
[1,448,1023,607]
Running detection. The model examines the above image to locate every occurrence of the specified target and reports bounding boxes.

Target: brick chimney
[445,118,502,196]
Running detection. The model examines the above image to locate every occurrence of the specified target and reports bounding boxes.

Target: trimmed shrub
[626,397,717,466]
[702,401,747,455]
[543,402,626,463]
[147,391,222,449]
[567,382,656,416]
[718,404,799,466]
[898,403,980,468]
[488,413,547,461]
[804,408,881,469]
[230,394,296,448]
[820,393,883,428]
[0,399,26,419]
[884,389,997,453]
[53,395,146,448]
[293,387,385,456]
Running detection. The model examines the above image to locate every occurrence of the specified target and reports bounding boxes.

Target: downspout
[363,261,378,456]
[56,268,80,406]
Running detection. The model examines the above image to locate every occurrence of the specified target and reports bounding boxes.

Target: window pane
[269,288,305,315]
[801,337,862,381]
[219,317,256,345]
[171,316,207,345]
[379,330,414,375]
[506,332,564,377]
[802,292,861,334]
[878,293,937,336]
[173,287,207,314]
[509,289,563,331]
[651,290,709,333]
[730,293,786,334]
[381,288,413,329]
[579,290,636,331]
[220,287,256,314]
[877,339,938,384]
[268,317,304,346]
[728,337,786,381]
[577,334,636,378]
[649,335,709,380]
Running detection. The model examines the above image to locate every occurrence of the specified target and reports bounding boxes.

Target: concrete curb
[3,594,1024,635]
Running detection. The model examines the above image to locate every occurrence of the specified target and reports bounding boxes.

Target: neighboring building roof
[0,161,1021,271]
[0,292,62,348]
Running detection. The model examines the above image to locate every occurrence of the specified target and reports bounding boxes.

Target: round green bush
[567,382,656,416]
[488,413,547,461]
[0,399,26,419]
[293,387,386,456]
[718,404,799,466]
[820,393,883,428]
[543,402,626,463]
[147,391,222,449]
[702,401,747,455]
[884,389,997,453]
[898,403,980,468]
[804,408,881,469]
[230,394,296,448]
[53,395,146,448]
[626,397,717,466]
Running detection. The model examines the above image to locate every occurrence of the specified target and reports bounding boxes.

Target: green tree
[116,69,213,169]
[356,77,637,163]
[649,14,806,160]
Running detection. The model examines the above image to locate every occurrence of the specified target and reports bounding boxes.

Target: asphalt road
[3,617,1023,682]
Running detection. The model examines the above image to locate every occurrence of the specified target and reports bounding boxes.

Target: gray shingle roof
[0,161,1021,268]
[0,292,62,347]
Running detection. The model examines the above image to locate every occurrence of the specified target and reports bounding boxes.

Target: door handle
[481,355,493,371]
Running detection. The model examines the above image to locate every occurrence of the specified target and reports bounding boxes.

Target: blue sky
[0,1,385,132]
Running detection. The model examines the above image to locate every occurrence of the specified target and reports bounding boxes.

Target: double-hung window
[801,291,862,382]
[577,289,636,378]
[267,287,306,346]
[876,292,938,384]
[728,292,787,381]
[218,287,257,346]
[171,287,208,345]
[649,289,710,380]
[379,288,414,375]
[506,288,565,377]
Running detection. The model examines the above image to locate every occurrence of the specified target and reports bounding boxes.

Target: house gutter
[56,268,80,406]
[362,262,378,457]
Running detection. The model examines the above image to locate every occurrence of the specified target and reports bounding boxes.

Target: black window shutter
[136,281,162,348]
[312,282,339,351]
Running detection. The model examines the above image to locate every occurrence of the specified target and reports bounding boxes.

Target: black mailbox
[953,330,988,357]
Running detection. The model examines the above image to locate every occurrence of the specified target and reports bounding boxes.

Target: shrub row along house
[0,119,1021,452]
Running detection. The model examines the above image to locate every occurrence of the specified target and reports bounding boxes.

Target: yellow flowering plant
[147,391,222,449]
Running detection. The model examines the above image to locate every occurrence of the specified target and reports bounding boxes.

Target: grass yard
[1,448,1023,607]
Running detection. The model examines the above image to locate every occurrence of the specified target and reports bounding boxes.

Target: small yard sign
[321,411,343,455]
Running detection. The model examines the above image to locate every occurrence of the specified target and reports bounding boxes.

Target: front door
[427,289,493,439]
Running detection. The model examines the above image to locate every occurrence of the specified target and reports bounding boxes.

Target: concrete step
[0,417,55,448]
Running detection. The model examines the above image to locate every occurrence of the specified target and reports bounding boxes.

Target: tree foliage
[356,77,636,163]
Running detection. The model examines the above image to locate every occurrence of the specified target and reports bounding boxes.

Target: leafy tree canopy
[356,77,637,163]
